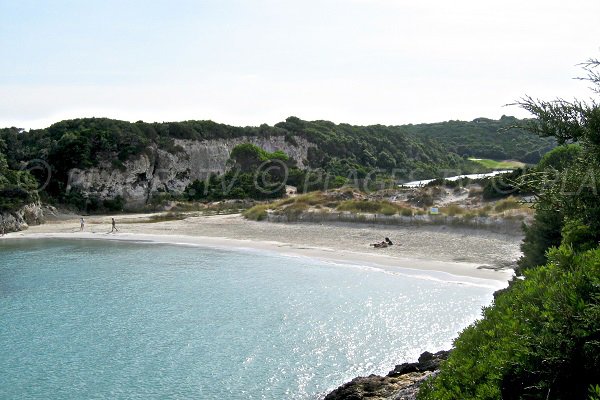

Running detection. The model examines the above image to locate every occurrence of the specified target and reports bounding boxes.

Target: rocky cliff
[0,203,44,234]
[66,135,314,208]
[324,351,449,400]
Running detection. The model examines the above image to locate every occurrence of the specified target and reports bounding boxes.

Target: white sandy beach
[2,212,521,283]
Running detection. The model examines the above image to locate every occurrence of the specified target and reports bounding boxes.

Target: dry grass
[242,205,269,221]
[439,204,465,216]
[494,197,522,212]
[133,212,190,223]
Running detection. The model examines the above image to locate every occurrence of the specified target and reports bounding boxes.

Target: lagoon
[0,239,498,399]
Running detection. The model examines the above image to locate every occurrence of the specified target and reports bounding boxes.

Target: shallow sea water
[0,239,499,399]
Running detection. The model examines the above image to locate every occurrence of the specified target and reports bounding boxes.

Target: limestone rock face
[0,203,44,233]
[65,135,314,208]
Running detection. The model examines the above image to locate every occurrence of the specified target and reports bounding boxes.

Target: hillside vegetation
[0,116,552,210]
[405,115,555,163]
[0,139,38,211]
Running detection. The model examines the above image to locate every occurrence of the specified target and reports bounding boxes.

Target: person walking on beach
[80,217,85,231]
[111,218,119,233]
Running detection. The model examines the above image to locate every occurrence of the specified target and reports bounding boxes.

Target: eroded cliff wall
[66,135,313,207]
[0,203,44,233]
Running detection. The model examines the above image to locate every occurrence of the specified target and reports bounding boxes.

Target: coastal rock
[324,372,431,400]
[0,203,45,234]
[65,135,314,208]
[324,351,449,400]
[388,350,450,376]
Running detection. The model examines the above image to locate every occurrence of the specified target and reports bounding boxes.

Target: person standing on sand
[80,217,85,231]
[111,218,118,233]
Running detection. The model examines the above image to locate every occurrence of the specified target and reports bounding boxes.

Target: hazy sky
[1,0,599,129]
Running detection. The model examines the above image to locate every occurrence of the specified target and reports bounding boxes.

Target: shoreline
[2,213,518,284]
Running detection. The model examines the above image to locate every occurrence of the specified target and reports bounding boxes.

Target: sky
[1,0,599,130]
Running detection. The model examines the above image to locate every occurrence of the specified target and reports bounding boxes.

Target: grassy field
[469,158,526,169]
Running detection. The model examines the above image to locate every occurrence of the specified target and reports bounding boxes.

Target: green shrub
[400,208,414,217]
[419,245,600,400]
[242,204,269,221]
[103,195,125,212]
[463,212,476,220]
[380,204,398,216]
[336,200,399,214]
[440,204,464,216]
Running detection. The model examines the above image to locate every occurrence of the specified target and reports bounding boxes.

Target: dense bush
[0,145,39,211]
[481,169,528,200]
[419,244,600,400]
[422,57,600,400]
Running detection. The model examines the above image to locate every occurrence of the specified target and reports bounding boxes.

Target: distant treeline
[403,115,555,163]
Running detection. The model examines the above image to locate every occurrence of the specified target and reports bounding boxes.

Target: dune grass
[336,199,412,216]
[242,204,269,221]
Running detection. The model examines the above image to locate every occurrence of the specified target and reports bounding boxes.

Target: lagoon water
[0,239,498,399]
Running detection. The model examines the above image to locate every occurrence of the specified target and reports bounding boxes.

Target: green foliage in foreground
[516,59,600,272]
[421,57,600,400]
[419,244,600,400]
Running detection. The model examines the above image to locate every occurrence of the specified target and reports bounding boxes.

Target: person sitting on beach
[370,240,388,248]
[370,237,394,248]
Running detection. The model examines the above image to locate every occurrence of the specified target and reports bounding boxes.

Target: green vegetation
[468,158,526,169]
[0,115,555,210]
[406,115,555,163]
[242,204,269,221]
[0,140,39,211]
[336,199,401,215]
[419,244,600,399]
[184,143,290,202]
[420,58,600,400]
[537,144,582,171]
[481,169,530,200]
[493,197,522,212]
[438,204,465,216]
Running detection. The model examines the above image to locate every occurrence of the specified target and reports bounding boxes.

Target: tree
[517,58,600,270]
[420,58,600,399]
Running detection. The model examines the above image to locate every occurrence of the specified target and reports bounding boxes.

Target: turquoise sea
[0,239,499,399]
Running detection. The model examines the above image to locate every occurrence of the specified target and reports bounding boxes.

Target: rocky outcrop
[324,351,449,400]
[0,203,44,233]
[66,135,314,208]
